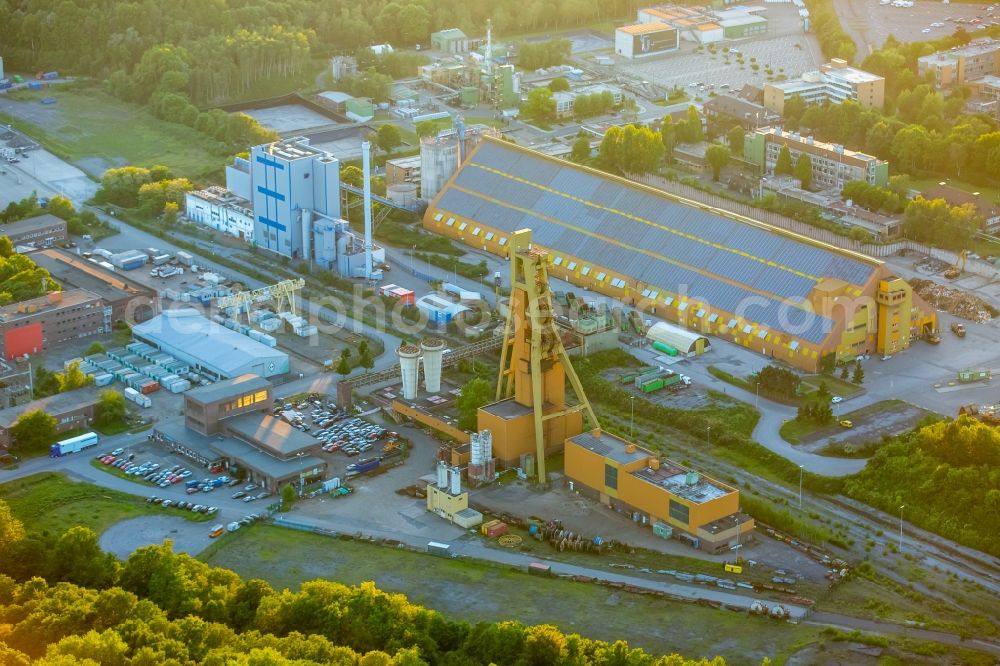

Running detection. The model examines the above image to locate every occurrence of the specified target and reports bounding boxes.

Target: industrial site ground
[3,41,1000,665]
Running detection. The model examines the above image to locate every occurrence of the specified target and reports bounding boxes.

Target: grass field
[200,525,820,665]
[800,374,863,399]
[779,399,907,445]
[0,472,169,537]
[0,85,229,178]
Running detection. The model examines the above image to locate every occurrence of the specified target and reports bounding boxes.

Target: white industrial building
[420,121,502,201]
[133,309,290,380]
[615,22,680,58]
[184,186,255,242]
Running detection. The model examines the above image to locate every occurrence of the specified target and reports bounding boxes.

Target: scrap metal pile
[910,279,997,323]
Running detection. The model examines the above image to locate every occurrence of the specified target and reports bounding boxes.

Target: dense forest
[0,502,722,666]
[0,0,643,104]
[843,417,1000,558]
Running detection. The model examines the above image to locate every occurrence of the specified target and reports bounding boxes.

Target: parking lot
[614,4,821,94]
[837,0,996,53]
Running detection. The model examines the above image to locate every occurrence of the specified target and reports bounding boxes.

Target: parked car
[232,491,246,499]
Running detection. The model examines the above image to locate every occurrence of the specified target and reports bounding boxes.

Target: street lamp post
[629,396,636,440]
[798,464,804,510]
[755,382,760,408]
[410,245,416,274]
[899,505,905,553]
[706,425,711,448]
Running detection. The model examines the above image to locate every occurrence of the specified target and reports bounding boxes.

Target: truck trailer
[345,458,380,476]
[49,431,99,457]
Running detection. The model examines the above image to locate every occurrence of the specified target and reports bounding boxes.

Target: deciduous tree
[11,409,56,455]
[455,377,491,430]
[705,144,730,182]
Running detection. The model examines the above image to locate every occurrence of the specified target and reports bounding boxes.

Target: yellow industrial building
[564,429,753,553]
[424,138,936,371]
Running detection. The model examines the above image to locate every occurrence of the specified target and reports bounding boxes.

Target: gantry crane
[216,278,305,324]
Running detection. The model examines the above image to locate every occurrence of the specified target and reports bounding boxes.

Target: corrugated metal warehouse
[424,138,936,371]
[133,309,289,379]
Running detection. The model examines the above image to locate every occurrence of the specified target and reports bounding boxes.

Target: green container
[652,341,678,356]
[641,378,665,393]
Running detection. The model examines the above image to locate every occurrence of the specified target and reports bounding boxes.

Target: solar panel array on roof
[437,141,880,344]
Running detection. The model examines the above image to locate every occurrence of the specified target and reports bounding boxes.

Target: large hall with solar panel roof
[423,137,937,372]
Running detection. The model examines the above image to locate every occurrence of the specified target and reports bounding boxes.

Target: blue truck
[346,458,380,476]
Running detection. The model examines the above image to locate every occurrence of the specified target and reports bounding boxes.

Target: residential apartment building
[0,289,110,359]
[184,186,254,242]
[249,137,341,259]
[918,40,1000,88]
[745,127,889,191]
[763,59,884,114]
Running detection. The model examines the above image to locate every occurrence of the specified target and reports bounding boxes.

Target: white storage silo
[449,466,462,495]
[397,344,421,400]
[421,337,445,393]
[479,429,492,462]
[437,461,449,489]
[420,135,460,200]
[470,431,483,466]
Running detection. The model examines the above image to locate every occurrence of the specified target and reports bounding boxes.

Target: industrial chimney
[361,140,374,279]
[421,337,445,393]
[397,344,421,400]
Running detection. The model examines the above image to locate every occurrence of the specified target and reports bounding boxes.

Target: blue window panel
[257,215,286,232]
[255,155,286,170]
[256,186,286,201]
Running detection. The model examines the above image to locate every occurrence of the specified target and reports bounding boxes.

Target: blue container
[528,524,539,536]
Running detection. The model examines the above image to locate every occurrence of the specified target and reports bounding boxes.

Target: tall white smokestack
[362,140,374,279]
[397,344,421,400]
[436,461,449,489]
[421,337,445,394]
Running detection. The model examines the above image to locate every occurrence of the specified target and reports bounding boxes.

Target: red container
[486,522,508,538]
[140,381,160,394]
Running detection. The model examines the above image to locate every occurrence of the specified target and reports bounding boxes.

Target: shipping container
[42,71,58,80]
[177,251,194,266]
[93,373,114,386]
[152,254,171,266]
[427,541,451,557]
[528,562,552,576]
[640,377,665,393]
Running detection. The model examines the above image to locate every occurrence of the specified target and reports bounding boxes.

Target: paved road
[272,513,810,619]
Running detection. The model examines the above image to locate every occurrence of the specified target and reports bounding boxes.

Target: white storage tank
[421,337,445,394]
[397,344,421,400]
